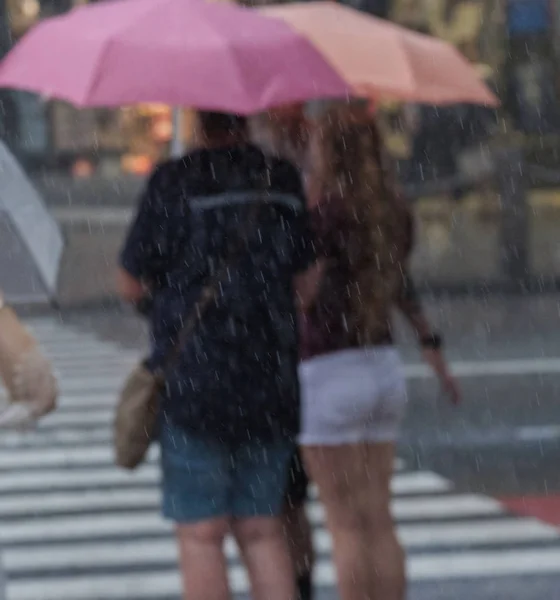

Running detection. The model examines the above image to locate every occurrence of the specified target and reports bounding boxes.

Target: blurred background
[3,0,560,303]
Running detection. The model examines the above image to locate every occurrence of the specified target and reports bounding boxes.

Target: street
[1,294,560,599]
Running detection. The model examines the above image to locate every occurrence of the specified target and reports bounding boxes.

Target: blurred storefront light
[4,0,193,179]
[5,0,557,181]
[19,0,39,18]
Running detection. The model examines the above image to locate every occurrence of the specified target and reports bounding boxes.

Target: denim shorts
[159,421,295,523]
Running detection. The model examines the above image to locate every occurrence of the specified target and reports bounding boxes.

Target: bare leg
[232,516,296,600]
[303,443,405,600]
[176,517,231,600]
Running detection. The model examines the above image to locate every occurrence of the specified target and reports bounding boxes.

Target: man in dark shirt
[117,111,315,600]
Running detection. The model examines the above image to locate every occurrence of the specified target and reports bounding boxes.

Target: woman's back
[301,106,411,360]
[300,195,411,361]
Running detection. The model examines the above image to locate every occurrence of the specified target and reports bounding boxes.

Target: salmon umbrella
[260,2,499,107]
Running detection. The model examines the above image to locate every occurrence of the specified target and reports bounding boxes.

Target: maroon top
[299,198,421,361]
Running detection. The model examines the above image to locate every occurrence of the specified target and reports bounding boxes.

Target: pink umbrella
[0,0,348,113]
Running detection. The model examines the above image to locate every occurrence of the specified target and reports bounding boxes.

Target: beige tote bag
[0,293,57,429]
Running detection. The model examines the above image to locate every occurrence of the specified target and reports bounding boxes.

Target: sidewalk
[412,188,560,285]
[0,555,5,600]
[32,172,143,208]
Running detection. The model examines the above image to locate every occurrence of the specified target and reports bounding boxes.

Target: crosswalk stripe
[47,350,138,360]
[30,408,116,430]
[0,434,408,472]
[0,465,159,494]
[312,547,560,586]
[53,381,128,396]
[29,331,102,344]
[0,428,112,447]
[0,472,448,515]
[53,378,130,394]
[40,339,132,351]
[0,495,505,545]
[40,348,136,360]
[1,316,559,600]
[398,518,559,547]
[51,360,137,371]
[43,393,119,408]
[0,442,158,470]
[0,426,407,471]
[407,546,560,579]
[2,518,555,577]
[306,495,504,523]
[0,513,172,544]
[310,471,450,497]
[4,518,558,574]
[10,545,560,600]
[6,569,186,600]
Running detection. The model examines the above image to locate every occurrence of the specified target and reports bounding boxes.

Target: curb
[0,554,6,600]
[9,297,125,317]
[415,277,560,297]
[11,280,560,315]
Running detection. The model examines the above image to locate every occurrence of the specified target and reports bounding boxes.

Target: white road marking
[10,546,560,600]
[0,472,433,516]
[4,518,557,573]
[2,317,560,600]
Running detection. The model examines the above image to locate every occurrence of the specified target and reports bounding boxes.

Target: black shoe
[296,571,313,600]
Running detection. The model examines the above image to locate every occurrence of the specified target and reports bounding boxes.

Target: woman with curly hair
[296,104,459,600]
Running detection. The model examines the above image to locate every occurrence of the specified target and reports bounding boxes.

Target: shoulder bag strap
[153,196,262,382]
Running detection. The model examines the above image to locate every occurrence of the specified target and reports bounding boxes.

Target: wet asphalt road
[66,293,560,494]
[41,293,560,599]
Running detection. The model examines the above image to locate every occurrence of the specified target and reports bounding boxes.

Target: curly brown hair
[309,105,409,344]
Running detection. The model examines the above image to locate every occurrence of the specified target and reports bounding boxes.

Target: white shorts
[298,347,407,446]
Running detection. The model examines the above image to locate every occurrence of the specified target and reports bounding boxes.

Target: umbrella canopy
[0,0,348,113]
[260,2,498,107]
[0,141,63,304]
[0,0,497,111]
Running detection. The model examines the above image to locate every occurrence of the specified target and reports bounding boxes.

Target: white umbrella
[0,140,64,304]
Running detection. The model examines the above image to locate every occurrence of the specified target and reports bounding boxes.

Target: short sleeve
[119,166,170,282]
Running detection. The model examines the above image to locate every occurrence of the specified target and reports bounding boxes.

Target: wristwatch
[420,332,443,350]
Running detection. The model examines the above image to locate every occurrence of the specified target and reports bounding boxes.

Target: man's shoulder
[145,153,209,204]
[266,154,301,180]
[264,154,305,206]
[149,156,194,184]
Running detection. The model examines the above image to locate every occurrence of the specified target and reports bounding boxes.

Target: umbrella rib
[82,0,177,105]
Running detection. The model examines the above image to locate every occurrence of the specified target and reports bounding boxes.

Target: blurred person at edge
[291,104,460,600]
[116,110,316,600]
[0,290,57,429]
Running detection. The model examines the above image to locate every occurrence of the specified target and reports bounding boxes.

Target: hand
[421,348,461,405]
[440,372,461,405]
